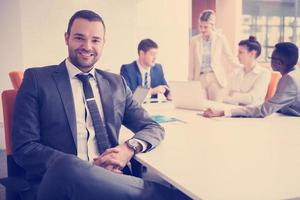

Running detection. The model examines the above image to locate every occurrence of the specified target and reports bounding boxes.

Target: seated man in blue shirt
[120,39,172,100]
[203,42,300,118]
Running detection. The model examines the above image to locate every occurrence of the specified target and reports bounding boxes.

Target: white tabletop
[121,102,300,200]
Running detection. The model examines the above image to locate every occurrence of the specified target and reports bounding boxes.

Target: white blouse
[223,64,271,106]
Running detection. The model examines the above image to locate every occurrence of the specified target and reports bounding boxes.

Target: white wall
[0,0,23,148]
[18,0,190,76]
[216,0,242,55]
[136,0,190,81]
[19,0,139,72]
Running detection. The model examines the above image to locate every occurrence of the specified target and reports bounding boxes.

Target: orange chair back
[2,89,17,155]
[265,72,281,100]
[9,71,24,89]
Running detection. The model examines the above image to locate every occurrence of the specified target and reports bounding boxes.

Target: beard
[69,48,99,69]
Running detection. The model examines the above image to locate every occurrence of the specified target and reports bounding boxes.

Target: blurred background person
[223,36,271,106]
[188,9,240,101]
[121,39,171,101]
[204,42,300,118]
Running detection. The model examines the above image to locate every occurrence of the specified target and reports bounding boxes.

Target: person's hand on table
[150,85,169,95]
[203,108,225,118]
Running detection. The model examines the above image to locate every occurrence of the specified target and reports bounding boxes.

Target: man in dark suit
[120,39,172,100]
[11,10,188,200]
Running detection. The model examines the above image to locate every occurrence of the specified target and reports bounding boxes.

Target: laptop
[132,86,150,104]
[169,81,242,111]
[169,81,206,110]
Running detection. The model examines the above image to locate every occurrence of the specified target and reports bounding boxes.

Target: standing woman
[188,10,240,101]
[223,36,271,106]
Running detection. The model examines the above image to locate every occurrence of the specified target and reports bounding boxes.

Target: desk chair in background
[265,71,281,100]
[1,89,33,200]
[9,71,23,89]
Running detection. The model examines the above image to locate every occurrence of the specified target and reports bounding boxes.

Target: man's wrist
[125,139,143,154]
[150,88,158,95]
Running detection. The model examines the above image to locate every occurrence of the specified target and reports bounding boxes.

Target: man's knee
[42,154,91,187]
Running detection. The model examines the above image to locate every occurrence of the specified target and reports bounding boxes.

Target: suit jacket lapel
[95,70,116,145]
[196,36,203,70]
[134,61,142,86]
[150,67,155,87]
[210,32,217,65]
[52,62,77,147]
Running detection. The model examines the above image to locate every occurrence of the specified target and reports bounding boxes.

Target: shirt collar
[243,63,262,75]
[136,60,150,74]
[65,58,96,79]
[251,64,262,74]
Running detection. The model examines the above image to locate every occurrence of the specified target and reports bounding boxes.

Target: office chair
[265,71,281,100]
[9,71,24,89]
[0,90,33,200]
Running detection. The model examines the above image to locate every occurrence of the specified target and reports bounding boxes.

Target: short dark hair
[275,42,298,70]
[239,36,261,58]
[67,10,105,34]
[138,39,158,54]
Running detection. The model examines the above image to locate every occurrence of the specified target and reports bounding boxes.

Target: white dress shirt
[225,67,300,117]
[65,59,147,161]
[137,60,151,88]
[189,31,241,87]
[65,59,104,161]
[223,64,271,106]
[137,60,153,100]
[200,39,213,73]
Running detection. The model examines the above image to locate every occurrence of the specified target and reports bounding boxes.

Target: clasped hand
[93,143,134,174]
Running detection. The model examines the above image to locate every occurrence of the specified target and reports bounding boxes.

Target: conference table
[120,101,300,200]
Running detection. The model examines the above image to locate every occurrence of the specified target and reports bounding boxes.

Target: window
[242,0,300,62]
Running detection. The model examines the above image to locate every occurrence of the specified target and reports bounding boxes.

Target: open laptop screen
[169,81,206,110]
[132,86,150,104]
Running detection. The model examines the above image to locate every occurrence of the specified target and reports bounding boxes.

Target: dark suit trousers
[37,154,191,200]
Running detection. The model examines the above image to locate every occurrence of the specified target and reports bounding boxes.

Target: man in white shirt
[12,10,189,200]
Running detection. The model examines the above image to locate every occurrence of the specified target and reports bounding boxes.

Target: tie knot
[76,73,92,83]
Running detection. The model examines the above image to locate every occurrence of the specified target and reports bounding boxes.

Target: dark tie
[76,73,111,154]
[144,72,149,88]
